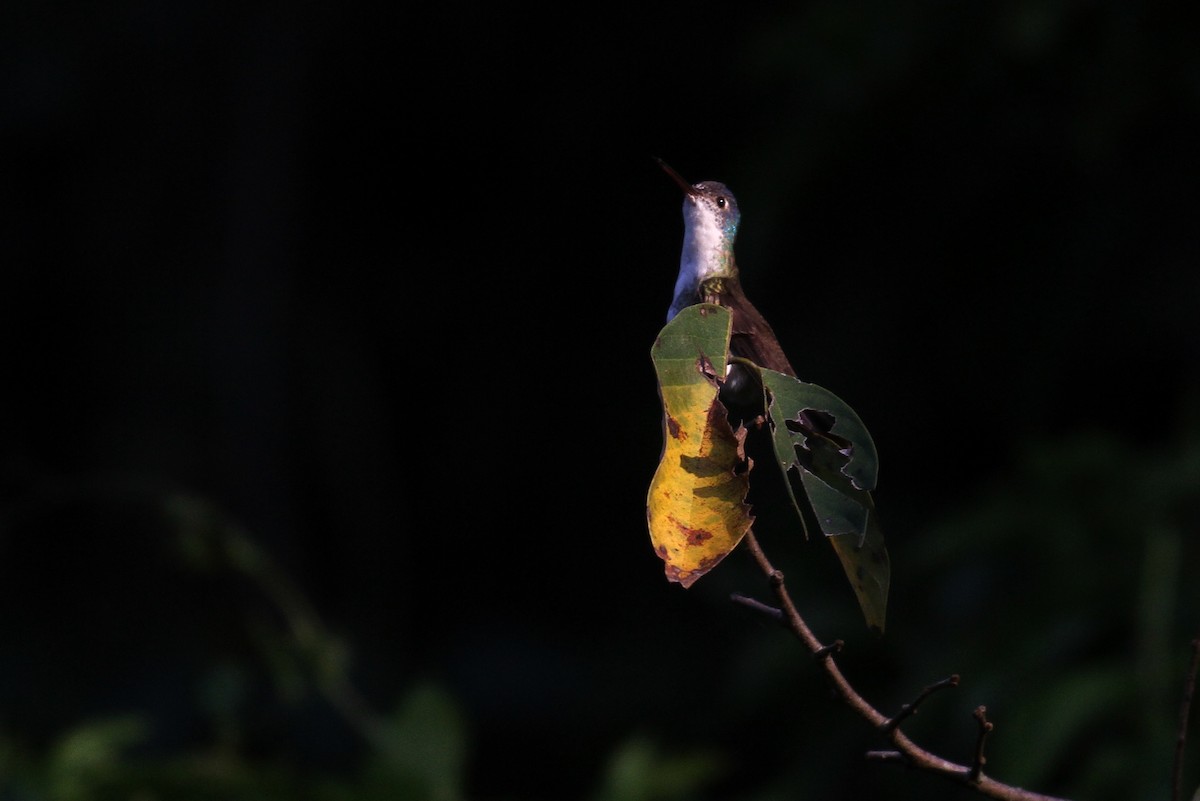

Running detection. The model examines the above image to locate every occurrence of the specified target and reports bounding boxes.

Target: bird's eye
[716,197,727,209]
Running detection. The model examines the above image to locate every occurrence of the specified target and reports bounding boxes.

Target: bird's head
[659,160,741,320]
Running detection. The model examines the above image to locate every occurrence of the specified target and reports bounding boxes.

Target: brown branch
[1173,635,1200,801]
[971,705,993,782]
[883,674,960,734]
[738,530,1070,801]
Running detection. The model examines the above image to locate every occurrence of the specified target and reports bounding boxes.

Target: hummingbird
[656,160,890,628]
[659,159,798,418]
[659,159,796,379]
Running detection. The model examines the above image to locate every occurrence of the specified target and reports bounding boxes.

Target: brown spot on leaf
[664,563,695,584]
[675,521,714,546]
[667,416,684,439]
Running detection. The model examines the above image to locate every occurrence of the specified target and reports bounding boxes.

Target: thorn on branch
[814,639,844,661]
[971,705,993,782]
[769,569,785,587]
[730,592,784,624]
[882,674,960,734]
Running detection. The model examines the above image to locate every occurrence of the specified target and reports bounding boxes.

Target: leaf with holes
[760,368,889,632]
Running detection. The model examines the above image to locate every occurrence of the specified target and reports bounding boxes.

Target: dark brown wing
[715,275,796,377]
[717,274,844,447]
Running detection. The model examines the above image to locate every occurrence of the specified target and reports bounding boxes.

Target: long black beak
[656,158,699,197]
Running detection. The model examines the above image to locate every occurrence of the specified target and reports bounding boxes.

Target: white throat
[667,202,731,321]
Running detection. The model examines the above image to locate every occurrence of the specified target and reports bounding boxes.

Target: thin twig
[1173,635,1200,801]
[730,592,784,623]
[738,529,1070,801]
[883,674,961,734]
[971,706,993,782]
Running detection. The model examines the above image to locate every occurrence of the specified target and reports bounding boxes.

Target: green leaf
[828,500,889,634]
[368,683,468,801]
[759,368,889,632]
[590,735,726,801]
[646,304,753,588]
[48,716,149,801]
[760,368,878,499]
[759,367,877,542]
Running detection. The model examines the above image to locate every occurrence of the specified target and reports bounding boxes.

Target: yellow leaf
[647,305,753,588]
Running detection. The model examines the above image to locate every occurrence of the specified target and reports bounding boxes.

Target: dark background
[3,2,1199,800]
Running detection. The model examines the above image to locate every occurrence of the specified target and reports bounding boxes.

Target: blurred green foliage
[0,686,467,801]
[2,418,1196,800]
